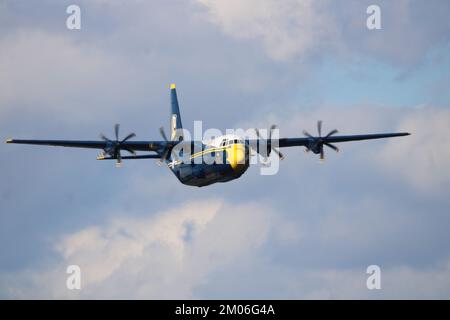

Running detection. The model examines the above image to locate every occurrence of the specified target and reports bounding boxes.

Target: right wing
[5,139,167,152]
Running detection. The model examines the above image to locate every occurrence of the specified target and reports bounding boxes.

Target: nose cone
[227,143,247,172]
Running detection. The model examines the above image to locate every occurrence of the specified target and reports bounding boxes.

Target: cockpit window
[221,138,243,146]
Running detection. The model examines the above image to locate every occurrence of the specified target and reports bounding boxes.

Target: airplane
[6,84,410,187]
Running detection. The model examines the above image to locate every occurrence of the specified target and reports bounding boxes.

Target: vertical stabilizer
[170,84,183,141]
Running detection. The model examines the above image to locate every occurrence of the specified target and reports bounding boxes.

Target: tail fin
[170,83,183,141]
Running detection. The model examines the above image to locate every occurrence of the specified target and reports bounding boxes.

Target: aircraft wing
[249,129,410,161]
[278,132,410,148]
[5,139,167,152]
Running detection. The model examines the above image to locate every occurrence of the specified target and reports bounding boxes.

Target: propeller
[157,126,171,165]
[100,124,136,167]
[255,124,284,161]
[303,120,339,161]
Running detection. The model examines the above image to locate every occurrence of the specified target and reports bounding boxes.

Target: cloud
[0,30,144,124]
[290,262,450,299]
[4,194,450,299]
[194,0,340,61]
[377,107,450,191]
[1,199,275,298]
[194,0,450,64]
[1,0,450,300]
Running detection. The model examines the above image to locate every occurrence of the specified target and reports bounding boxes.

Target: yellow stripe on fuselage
[189,146,226,160]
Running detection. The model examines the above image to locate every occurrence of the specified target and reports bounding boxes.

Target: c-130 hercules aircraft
[6,84,410,187]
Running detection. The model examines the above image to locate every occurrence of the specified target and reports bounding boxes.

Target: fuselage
[167,134,249,187]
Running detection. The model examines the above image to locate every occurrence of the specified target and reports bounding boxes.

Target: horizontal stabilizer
[97,154,161,160]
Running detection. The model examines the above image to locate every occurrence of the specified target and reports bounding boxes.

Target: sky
[0,0,450,299]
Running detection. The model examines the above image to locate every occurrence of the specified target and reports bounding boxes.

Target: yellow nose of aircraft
[227,143,246,171]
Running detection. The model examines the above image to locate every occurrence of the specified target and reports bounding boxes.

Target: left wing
[249,122,410,161]
[278,132,410,148]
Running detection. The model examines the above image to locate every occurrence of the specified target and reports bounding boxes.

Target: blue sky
[0,0,450,298]
[310,47,450,108]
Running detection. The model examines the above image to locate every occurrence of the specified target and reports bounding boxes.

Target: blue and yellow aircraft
[6,84,410,187]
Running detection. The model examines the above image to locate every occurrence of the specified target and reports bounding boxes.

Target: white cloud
[0,30,147,124]
[3,199,274,298]
[195,0,341,61]
[194,0,450,64]
[2,184,450,298]
[377,107,450,191]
